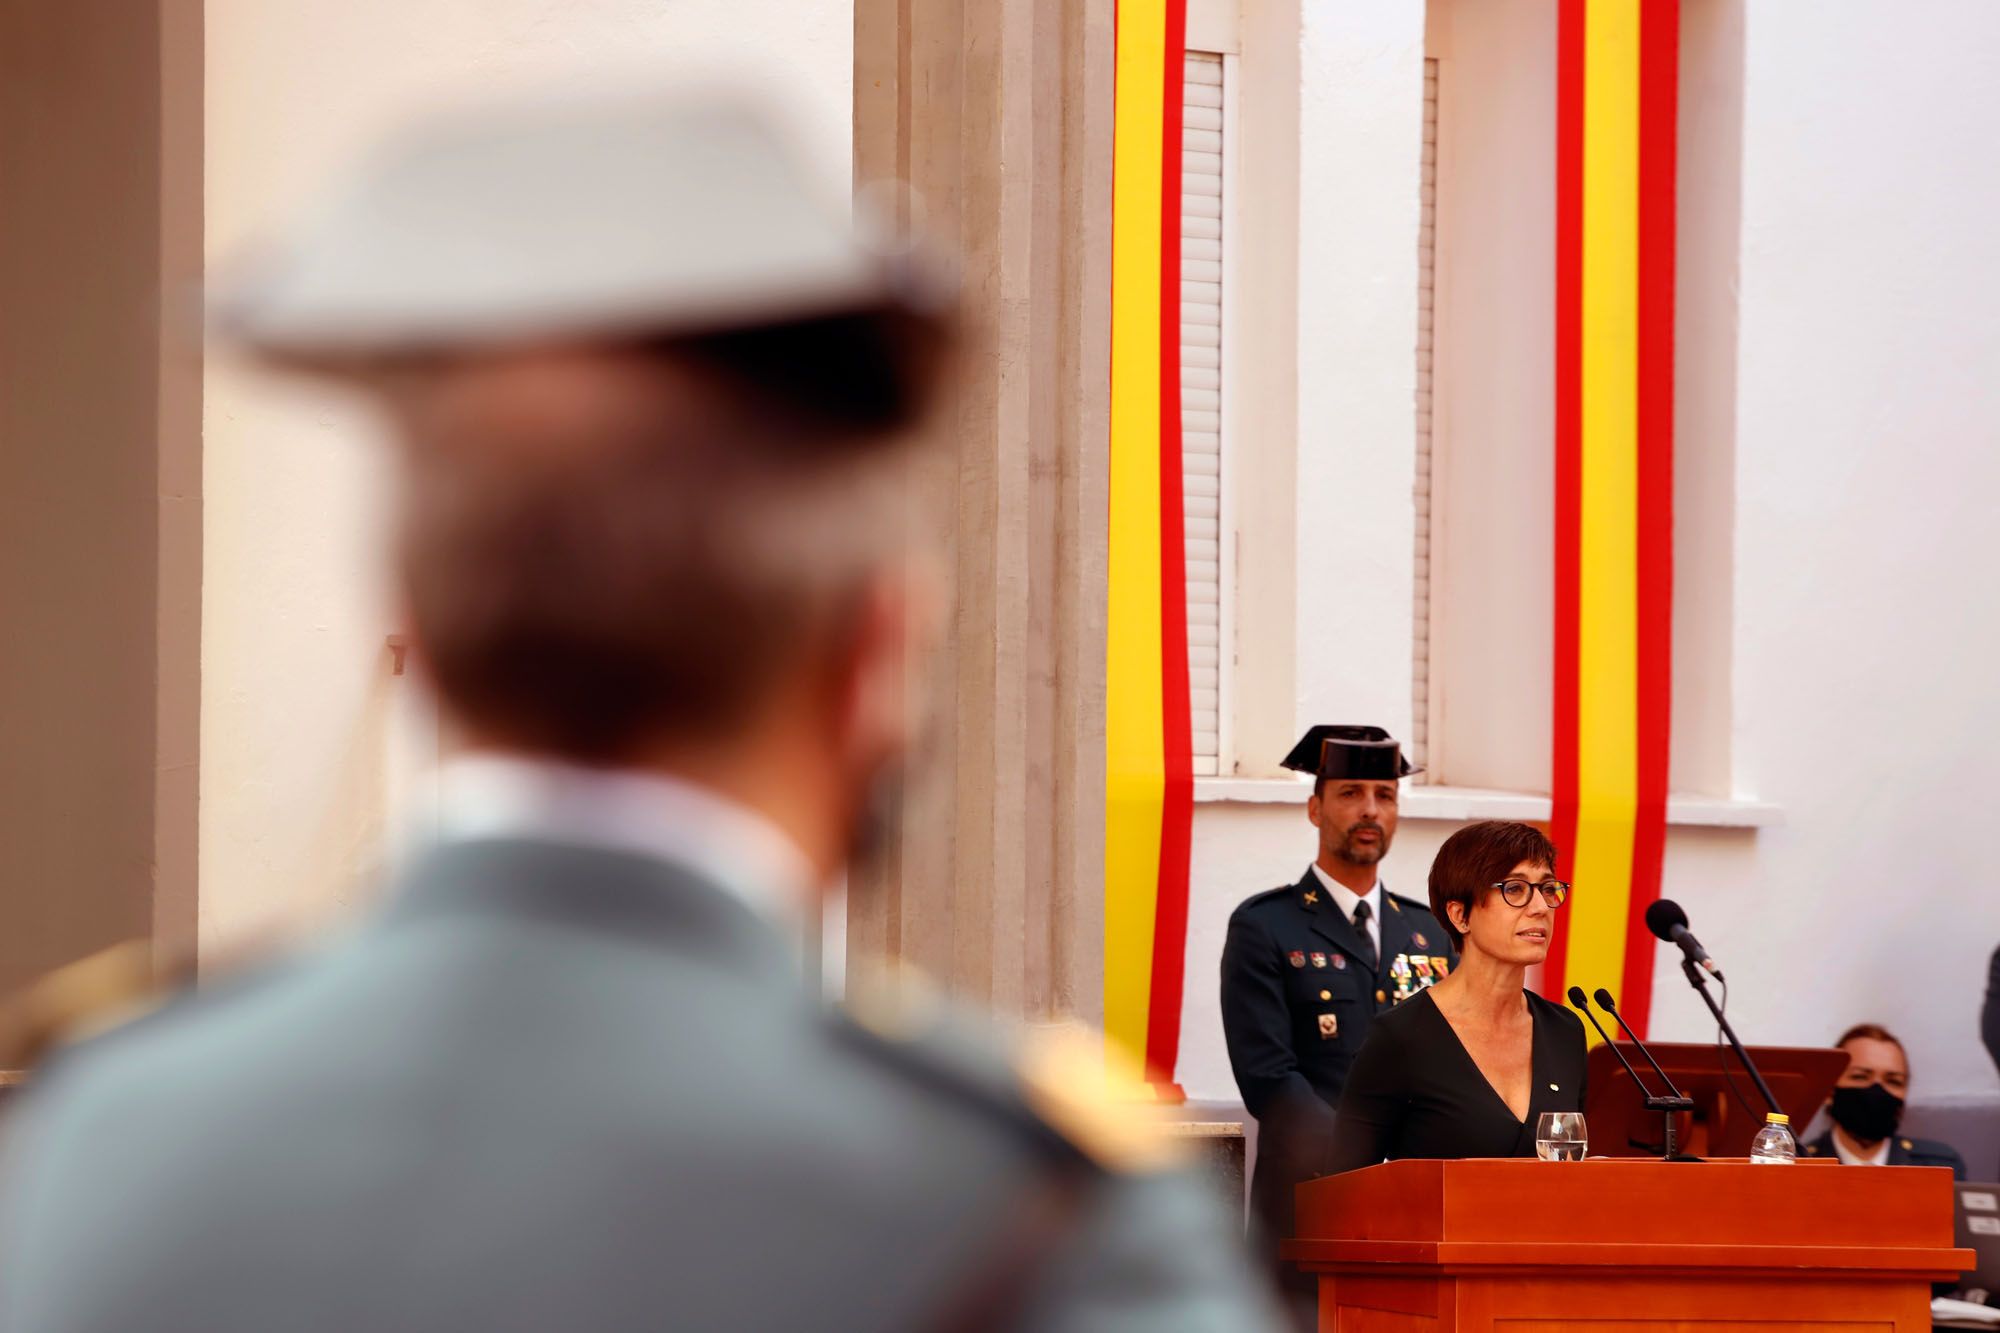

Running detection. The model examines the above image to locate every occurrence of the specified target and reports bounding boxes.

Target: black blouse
[1326,987,1588,1173]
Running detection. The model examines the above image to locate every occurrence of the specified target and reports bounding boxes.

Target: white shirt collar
[1310,864,1382,925]
[1831,1131,1892,1166]
[426,752,817,934]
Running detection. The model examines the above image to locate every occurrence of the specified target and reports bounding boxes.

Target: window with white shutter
[1182,50,1229,777]
[1410,57,1440,779]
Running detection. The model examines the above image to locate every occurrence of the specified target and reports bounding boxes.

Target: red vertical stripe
[1544,0,1586,1004]
[1622,0,1679,1036]
[1146,0,1194,1087]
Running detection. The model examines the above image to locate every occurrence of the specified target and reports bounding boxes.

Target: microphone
[1568,980,1696,1160]
[1592,989,1694,1103]
[1652,905,1788,1117]
[1645,899,1723,982]
[1586,988,1699,1160]
[1566,986,1656,1093]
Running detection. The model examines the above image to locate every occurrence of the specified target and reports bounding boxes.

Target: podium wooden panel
[1285,1159,1972,1332]
[1583,1043,1851,1156]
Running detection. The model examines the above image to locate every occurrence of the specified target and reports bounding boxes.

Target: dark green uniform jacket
[1220,869,1458,1246]
[1802,1129,1968,1179]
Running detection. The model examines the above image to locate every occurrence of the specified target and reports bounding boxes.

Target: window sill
[1191,779,1782,829]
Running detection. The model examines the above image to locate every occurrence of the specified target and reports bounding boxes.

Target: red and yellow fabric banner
[1105,0,1193,1086]
[1542,0,1679,1036]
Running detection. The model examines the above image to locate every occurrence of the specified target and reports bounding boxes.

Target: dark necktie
[1351,899,1378,972]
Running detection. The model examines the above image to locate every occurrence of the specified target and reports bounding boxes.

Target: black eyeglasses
[1490,879,1570,908]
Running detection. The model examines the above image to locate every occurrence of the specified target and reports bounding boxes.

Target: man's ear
[834,566,934,773]
[1306,790,1323,829]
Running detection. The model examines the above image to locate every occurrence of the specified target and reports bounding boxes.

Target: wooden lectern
[1583,1043,1851,1157]
[1286,1158,1971,1331]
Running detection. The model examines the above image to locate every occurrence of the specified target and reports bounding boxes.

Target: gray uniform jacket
[0,840,1277,1331]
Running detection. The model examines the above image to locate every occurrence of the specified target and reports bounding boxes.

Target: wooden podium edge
[1282,1238,1974,1280]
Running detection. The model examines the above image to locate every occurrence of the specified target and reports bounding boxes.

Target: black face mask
[1829,1082,1905,1143]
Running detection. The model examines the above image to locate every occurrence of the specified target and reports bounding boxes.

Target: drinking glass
[1536,1111,1587,1161]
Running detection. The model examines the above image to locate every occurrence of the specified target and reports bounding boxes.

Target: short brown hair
[1427,820,1559,951]
[394,315,939,762]
[1836,1023,1909,1079]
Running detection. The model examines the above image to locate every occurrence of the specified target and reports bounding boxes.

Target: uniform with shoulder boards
[1800,1131,1968,1176]
[1219,726,1457,1306]
[1799,1022,1969,1181]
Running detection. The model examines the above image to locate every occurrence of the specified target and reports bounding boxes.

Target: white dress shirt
[427,752,817,935]
[1831,1131,1892,1166]
[1310,863,1383,956]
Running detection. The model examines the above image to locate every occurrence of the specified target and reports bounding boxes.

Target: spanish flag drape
[1541,0,1680,1036]
[1104,0,1193,1086]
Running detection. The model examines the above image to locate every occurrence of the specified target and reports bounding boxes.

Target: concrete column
[850,0,1112,1025]
[0,0,202,993]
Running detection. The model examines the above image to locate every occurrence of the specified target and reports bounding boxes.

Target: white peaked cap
[213,85,942,359]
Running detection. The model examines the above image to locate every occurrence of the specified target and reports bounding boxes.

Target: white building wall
[200,1,855,954]
[1180,0,2000,1114]
[1664,0,2000,1102]
[1291,0,1428,738]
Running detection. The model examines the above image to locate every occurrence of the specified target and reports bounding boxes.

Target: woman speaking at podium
[1326,821,1588,1171]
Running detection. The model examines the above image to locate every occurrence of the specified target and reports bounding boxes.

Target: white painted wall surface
[1422,0,1556,794]
[200,1,854,955]
[1660,0,2000,1103]
[1179,0,2000,1113]
[1291,0,1427,739]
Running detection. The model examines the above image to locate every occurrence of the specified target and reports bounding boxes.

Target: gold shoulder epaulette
[0,940,177,1077]
[1016,1025,1188,1174]
[843,966,1190,1174]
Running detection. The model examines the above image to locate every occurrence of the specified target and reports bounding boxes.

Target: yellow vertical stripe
[1568,0,1641,997]
[1104,0,1168,1062]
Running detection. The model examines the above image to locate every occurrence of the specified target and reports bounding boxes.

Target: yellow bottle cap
[1767,1113,1790,1125]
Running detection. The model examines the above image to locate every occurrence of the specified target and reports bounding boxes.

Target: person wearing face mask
[1325,820,1587,1172]
[1800,1024,1968,1178]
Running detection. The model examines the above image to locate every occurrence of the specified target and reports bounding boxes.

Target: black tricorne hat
[1281,724,1420,781]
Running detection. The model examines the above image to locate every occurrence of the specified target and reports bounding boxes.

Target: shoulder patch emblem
[1017,1027,1186,1173]
[0,939,173,1072]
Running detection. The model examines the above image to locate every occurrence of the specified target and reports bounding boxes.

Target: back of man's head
[392,310,943,765]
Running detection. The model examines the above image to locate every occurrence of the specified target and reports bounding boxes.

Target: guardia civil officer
[1219,725,1457,1307]
[1800,1023,1967,1178]
[0,85,1278,1332]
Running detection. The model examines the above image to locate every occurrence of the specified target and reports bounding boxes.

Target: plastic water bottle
[1749,1112,1797,1164]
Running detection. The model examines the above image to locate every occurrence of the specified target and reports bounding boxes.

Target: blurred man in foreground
[0,87,1276,1331]
[1802,1023,1967,1178]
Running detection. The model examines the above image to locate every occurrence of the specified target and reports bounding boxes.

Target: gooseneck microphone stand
[1678,957,1782,1117]
[1567,988,1699,1161]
